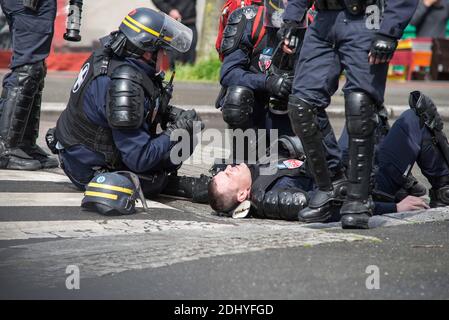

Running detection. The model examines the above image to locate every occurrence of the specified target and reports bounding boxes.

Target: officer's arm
[220,49,267,91]
[374,201,397,215]
[379,0,419,39]
[112,129,172,173]
[220,17,267,91]
[282,0,309,23]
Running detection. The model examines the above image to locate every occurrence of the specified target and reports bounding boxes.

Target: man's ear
[236,188,250,203]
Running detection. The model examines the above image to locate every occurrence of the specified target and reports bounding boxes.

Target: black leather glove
[369,33,398,64]
[266,74,292,100]
[278,20,305,53]
[163,109,204,137]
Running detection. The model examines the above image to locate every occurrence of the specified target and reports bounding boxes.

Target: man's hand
[369,33,398,65]
[279,20,304,55]
[169,9,182,21]
[266,74,293,100]
[396,195,430,212]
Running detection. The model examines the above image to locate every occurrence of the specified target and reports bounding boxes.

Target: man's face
[212,163,252,203]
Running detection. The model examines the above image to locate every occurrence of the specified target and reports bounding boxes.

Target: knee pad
[345,92,378,137]
[287,95,319,138]
[221,86,254,129]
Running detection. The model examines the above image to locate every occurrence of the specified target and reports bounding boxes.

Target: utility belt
[315,0,377,15]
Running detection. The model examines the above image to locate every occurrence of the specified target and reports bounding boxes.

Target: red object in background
[390,37,433,80]
[0,0,89,71]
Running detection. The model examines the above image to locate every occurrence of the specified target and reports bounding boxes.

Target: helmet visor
[160,13,193,53]
[264,0,288,28]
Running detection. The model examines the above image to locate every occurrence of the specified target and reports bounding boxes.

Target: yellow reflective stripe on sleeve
[122,19,141,33]
[84,191,118,200]
[125,15,173,42]
[88,183,134,195]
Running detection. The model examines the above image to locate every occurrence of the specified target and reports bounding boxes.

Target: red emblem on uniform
[283,159,304,169]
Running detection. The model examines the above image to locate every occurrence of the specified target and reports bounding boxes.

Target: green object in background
[173,55,221,82]
[402,25,416,39]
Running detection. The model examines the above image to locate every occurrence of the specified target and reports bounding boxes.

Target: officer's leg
[221,86,259,162]
[337,12,389,229]
[415,130,449,208]
[288,12,346,223]
[20,64,59,168]
[0,62,45,170]
[0,0,57,170]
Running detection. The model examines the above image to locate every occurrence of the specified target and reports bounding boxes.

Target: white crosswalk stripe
[0,192,177,210]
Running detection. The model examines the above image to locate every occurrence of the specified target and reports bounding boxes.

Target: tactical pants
[339,110,449,196]
[292,9,389,173]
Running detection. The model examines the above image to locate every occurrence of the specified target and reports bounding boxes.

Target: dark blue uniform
[0,0,58,171]
[284,0,419,170]
[59,59,174,190]
[0,0,56,87]
[219,11,293,136]
[284,0,420,227]
[338,109,449,213]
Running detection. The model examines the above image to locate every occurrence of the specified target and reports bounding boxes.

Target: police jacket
[55,48,171,174]
[219,5,272,94]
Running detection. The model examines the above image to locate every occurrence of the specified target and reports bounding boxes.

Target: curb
[41,103,449,120]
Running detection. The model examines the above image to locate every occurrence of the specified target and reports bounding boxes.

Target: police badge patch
[279,159,304,170]
[258,47,273,72]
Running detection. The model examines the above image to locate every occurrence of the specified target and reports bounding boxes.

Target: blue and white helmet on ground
[81,171,148,215]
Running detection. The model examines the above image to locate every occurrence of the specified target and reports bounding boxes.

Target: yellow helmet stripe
[125,15,173,42]
[88,182,134,195]
[268,0,282,11]
[84,191,118,200]
[122,19,141,33]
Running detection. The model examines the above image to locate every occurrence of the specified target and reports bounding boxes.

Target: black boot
[298,174,348,223]
[340,92,378,229]
[429,176,449,208]
[288,96,337,222]
[19,75,59,169]
[0,63,46,170]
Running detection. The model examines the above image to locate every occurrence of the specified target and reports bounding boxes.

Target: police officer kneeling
[48,8,204,198]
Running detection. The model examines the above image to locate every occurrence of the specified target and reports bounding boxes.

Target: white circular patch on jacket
[72,62,90,93]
